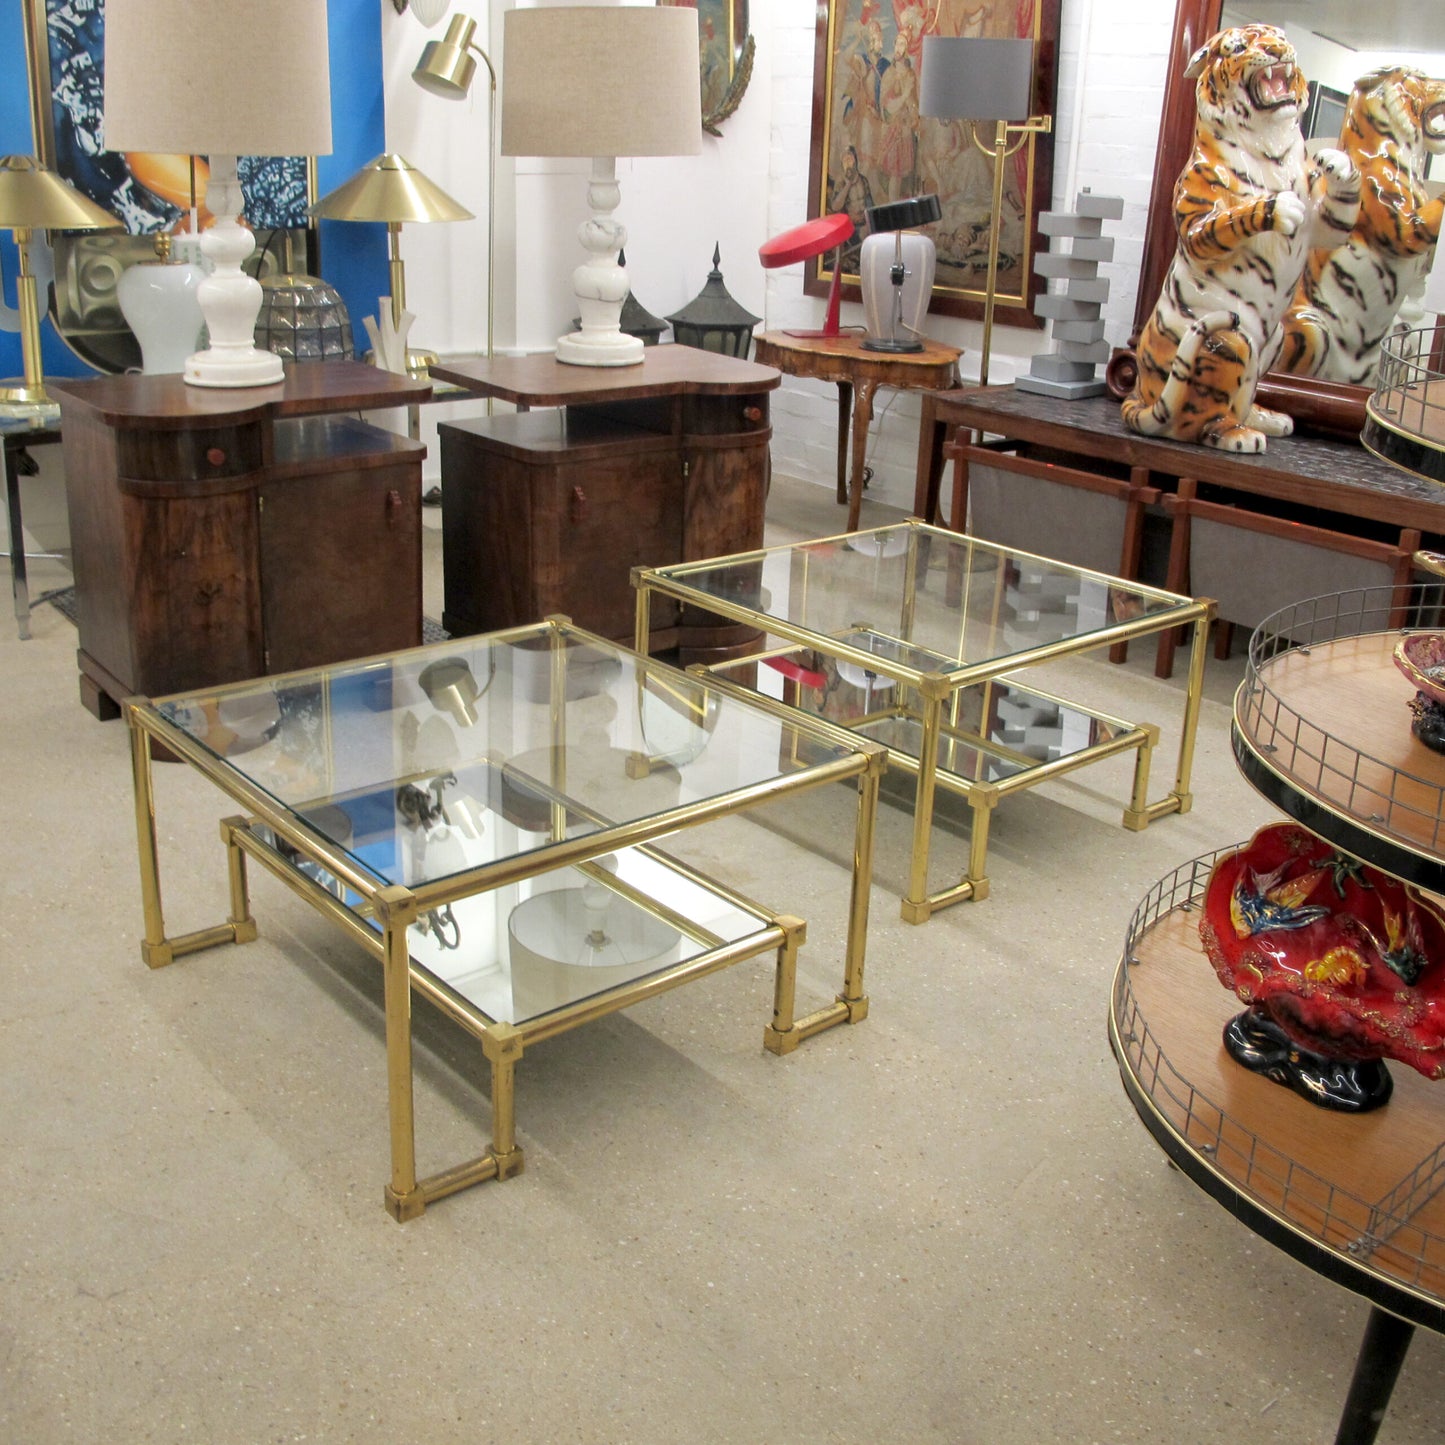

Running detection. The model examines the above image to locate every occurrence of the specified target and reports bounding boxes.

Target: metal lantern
[254,274,354,361]
[667,243,760,358]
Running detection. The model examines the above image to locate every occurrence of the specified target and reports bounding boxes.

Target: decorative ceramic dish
[1393,631,1445,709]
[1200,821,1445,1084]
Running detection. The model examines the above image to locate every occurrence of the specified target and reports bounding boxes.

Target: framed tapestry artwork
[805,0,1060,328]
[21,0,315,373]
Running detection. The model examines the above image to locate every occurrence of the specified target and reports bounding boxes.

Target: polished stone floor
[3,470,1442,1443]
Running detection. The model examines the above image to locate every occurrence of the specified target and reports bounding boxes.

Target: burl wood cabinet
[432,345,780,660]
[51,362,431,717]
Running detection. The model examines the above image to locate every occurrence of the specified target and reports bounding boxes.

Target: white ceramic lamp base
[556,157,643,367]
[186,155,284,388]
[118,260,205,375]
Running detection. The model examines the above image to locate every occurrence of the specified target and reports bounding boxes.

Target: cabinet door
[534,452,681,640]
[258,462,422,675]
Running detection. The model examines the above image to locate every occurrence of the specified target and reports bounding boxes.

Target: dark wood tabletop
[916,385,1445,537]
[48,360,432,427]
[432,344,781,406]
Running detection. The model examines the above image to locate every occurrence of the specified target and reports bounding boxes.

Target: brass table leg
[901,691,945,924]
[482,1025,526,1182]
[1169,609,1212,816]
[1120,723,1161,831]
[763,915,809,1054]
[129,708,257,968]
[381,891,425,1222]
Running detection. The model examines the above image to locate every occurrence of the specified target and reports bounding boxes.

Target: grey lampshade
[920,37,1035,122]
[500,6,702,159]
[103,0,333,158]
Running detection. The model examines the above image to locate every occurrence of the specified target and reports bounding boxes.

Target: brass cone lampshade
[310,154,475,373]
[310,153,473,227]
[0,156,121,414]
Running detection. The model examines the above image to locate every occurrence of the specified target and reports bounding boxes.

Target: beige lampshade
[103,0,333,158]
[500,6,702,159]
[309,154,473,224]
[0,155,122,230]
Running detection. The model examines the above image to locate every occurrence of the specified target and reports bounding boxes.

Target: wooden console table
[52,361,431,718]
[914,385,1445,539]
[754,330,960,533]
[431,345,779,661]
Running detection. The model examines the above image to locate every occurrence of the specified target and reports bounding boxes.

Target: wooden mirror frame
[1130,0,1371,438]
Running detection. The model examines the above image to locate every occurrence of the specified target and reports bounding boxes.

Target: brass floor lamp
[409,14,497,364]
[920,36,1051,388]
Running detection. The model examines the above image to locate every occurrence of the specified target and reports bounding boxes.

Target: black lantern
[666,243,760,358]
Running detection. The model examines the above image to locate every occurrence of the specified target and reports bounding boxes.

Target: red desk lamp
[758,212,854,339]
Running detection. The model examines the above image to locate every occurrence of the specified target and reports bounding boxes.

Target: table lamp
[758,213,854,339]
[0,156,121,417]
[310,154,473,375]
[102,0,333,389]
[859,194,942,354]
[920,36,1051,386]
[500,5,702,367]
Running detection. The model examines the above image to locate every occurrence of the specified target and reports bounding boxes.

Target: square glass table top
[145,619,861,900]
[644,521,1198,682]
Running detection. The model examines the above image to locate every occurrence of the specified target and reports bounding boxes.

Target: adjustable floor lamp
[921,36,1051,386]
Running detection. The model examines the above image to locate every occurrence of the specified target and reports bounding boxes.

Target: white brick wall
[381,1,1180,505]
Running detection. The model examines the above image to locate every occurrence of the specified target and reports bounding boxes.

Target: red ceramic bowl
[1200,821,1445,1079]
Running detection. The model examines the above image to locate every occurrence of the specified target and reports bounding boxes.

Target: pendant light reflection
[418,654,491,727]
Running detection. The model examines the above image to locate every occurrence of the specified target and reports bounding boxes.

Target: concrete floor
[4,470,1443,1443]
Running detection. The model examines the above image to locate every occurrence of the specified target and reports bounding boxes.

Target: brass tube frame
[636,523,1213,922]
[124,622,883,1222]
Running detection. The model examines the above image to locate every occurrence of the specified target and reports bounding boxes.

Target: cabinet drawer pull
[569,485,589,523]
[206,446,227,467]
[742,406,763,424]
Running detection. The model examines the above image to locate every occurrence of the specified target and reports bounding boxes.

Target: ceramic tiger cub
[1277,67,1445,385]
[1122,25,1360,453]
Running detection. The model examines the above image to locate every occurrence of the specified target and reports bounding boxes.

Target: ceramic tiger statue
[1277,67,1445,385]
[1122,25,1360,453]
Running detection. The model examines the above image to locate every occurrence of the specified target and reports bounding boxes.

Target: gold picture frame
[805,0,1060,327]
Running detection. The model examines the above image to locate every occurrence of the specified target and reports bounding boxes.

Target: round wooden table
[753,330,960,532]
[1112,582,1445,1445]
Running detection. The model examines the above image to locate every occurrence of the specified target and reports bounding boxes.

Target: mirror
[659,0,754,137]
[1133,1,1445,436]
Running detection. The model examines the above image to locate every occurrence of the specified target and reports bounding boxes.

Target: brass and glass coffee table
[126,618,884,1220]
[634,520,1213,922]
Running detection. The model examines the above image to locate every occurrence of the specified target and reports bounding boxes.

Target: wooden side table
[51,361,432,717]
[753,330,960,532]
[431,345,779,661]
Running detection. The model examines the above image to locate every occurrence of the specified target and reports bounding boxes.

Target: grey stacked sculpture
[1015,189,1123,399]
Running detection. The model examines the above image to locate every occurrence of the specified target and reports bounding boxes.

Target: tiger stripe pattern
[1278,67,1445,385]
[1122,25,1360,452]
